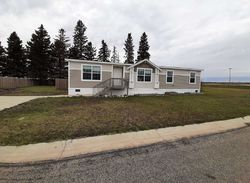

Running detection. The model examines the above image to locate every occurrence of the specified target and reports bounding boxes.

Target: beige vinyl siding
[70,70,112,88]
[70,61,113,71]
[159,69,201,89]
[134,63,155,74]
[133,62,156,88]
[172,69,201,76]
[134,62,155,69]
[69,60,113,88]
[134,74,155,88]
[159,75,200,89]
[125,73,130,80]
[68,60,201,90]
[159,68,201,76]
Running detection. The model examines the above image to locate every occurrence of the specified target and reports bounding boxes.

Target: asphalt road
[1,127,250,183]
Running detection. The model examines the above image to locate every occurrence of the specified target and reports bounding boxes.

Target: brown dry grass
[1,85,250,145]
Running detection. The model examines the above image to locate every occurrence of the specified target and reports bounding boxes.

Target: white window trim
[189,72,196,84]
[166,70,174,84]
[136,67,152,83]
[81,64,102,82]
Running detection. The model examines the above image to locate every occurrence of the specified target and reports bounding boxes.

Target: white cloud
[0,0,250,80]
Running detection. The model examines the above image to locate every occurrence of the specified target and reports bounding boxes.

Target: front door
[113,67,123,87]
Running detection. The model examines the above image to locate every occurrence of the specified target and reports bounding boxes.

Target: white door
[113,67,123,86]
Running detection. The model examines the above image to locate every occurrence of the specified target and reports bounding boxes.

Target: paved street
[0,127,250,183]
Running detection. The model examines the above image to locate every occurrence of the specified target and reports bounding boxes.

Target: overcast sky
[0,0,250,81]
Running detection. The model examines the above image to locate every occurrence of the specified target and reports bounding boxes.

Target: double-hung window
[166,70,174,83]
[137,68,152,82]
[189,72,196,84]
[82,65,101,81]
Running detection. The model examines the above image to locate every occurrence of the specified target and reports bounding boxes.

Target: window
[166,71,174,83]
[137,68,152,82]
[190,72,196,84]
[82,65,101,81]
[92,66,101,80]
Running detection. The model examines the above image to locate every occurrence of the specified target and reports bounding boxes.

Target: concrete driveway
[0,95,67,111]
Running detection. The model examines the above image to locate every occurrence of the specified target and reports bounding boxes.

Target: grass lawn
[0,86,67,96]
[1,85,250,146]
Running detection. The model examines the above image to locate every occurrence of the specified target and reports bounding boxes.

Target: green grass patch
[203,83,250,90]
[1,86,67,96]
[1,85,250,145]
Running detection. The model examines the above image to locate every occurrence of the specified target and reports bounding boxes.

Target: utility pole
[228,68,232,83]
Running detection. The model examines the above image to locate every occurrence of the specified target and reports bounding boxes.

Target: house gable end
[134,62,156,73]
[127,59,162,71]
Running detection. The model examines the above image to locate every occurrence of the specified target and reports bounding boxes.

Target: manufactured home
[67,59,202,96]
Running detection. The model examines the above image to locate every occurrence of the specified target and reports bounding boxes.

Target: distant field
[0,86,67,96]
[202,83,250,90]
[0,85,250,145]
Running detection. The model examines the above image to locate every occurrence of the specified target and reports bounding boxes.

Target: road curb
[0,116,249,164]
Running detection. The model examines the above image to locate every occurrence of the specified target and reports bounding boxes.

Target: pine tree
[98,40,110,62]
[27,24,51,80]
[85,42,96,60]
[117,52,120,63]
[69,20,88,59]
[51,29,70,78]
[0,41,7,76]
[137,32,150,62]
[6,32,26,77]
[124,33,134,64]
[111,46,119,63]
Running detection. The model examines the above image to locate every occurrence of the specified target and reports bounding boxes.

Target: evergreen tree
[0,42,4,56]
[85,42,96,60]
[27,24,51,80]
[117,52,120,63]
[51,28,70,78]
[69,20,88,59]
[111,46,119,63]
[98,40,110,62]
[6,32,26,77]
[124,33,134,64]
[0,41,7,76]
[137,32,150,62]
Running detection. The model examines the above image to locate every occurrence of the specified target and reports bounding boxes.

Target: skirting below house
[68,88,200,96]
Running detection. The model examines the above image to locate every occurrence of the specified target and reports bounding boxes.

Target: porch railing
[93,78,129,96]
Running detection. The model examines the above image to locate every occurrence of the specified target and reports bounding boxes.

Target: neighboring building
[67,59,202,96]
